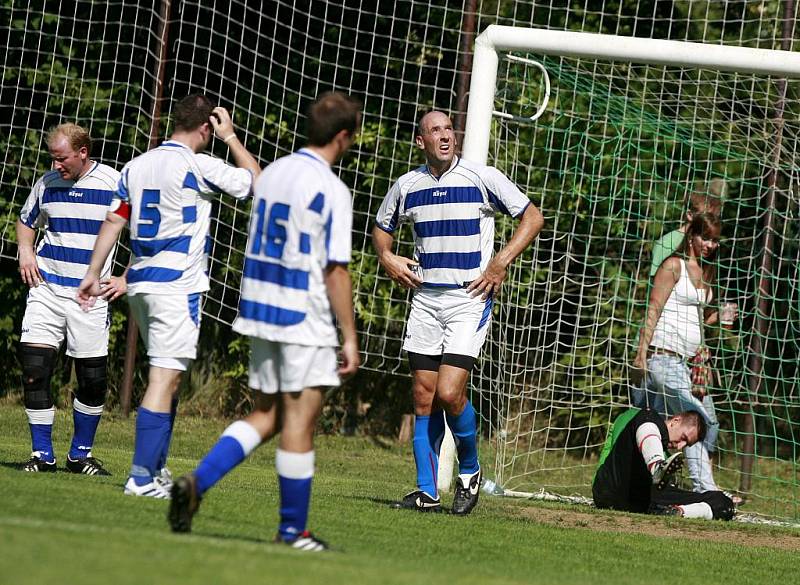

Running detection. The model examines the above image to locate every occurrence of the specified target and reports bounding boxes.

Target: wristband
[222,134,237,144]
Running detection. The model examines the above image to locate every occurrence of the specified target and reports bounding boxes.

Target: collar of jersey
[161,139,191,149]
[296,148,329,166]
[76,161,99,181]
[426,155,459,180]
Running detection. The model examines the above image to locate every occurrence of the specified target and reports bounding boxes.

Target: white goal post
[437,25,800,496]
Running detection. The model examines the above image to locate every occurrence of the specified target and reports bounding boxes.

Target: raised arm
[371,225,423,289]
[210,106,260,179]
[324,263,360,377]
[467,202,544,299]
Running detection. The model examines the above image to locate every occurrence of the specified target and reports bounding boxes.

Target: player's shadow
[0,460,32,472]
[352,494,453,514]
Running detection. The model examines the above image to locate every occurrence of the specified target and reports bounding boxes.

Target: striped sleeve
[374,180,403,233]
[19,177,46,228]
[326,184,353,264]
[196,154,253,200]
[481,166,530,218]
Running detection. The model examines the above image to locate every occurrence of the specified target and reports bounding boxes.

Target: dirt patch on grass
[517,505,800,551]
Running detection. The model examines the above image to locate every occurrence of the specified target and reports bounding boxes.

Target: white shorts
[402,287,493,358]
[128,292,202,370]
[20,283,109,358]
[248,338,340,394]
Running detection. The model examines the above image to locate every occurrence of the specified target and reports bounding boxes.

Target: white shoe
[123,477,171,499]
[154,467,174,491]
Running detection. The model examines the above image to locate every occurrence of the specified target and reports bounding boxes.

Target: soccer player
[16,123,124,475]
[593,408,735,520]
[77,95,260,497]
[372,111,544,514]
[167,92,361,551]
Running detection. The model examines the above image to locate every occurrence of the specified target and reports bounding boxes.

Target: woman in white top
[633,213,722,493]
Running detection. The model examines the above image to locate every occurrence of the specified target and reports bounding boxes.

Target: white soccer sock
[679,502,713,519]
[275,449,315,479]
[635,422,665,475]
[26,406,55,425]
[221,420,262,456]
[73,398,104,416]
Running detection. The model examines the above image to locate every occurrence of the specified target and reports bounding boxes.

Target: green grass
[1,404,799,585]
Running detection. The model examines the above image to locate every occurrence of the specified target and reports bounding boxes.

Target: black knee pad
[18,345,57,410]
[75,356,108,407]
[706,491,736,521]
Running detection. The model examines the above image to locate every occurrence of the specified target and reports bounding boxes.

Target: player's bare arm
[633,256,681,372]
[371,226,423,289]
[324,263,360,377]
[77,211,128,309]
[467,201,544,299]
[15,220,43,287]
[210,106,261,179]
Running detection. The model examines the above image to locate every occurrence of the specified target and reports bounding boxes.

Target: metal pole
[120,0,172,416]
[453,0,478,150]
[738,0,795,494]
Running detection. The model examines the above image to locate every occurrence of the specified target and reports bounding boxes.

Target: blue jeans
[632,355,720,492]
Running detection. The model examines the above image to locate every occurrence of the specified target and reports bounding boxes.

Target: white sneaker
[123,477,171,499]
[154,467,174,491]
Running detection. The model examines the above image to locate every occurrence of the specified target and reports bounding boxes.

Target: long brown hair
[675,212,720,287]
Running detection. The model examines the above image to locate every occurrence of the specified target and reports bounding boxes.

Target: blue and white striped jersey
[232,148,353,346]
[374,157,530,287]
[19,162,120,298]
[116,140,253,295]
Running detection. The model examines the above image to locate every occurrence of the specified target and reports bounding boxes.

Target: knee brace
[705,491,736,521]
[75,356,108,407]
[18,344,57,410]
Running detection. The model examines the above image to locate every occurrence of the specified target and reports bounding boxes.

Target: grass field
[1,404,799,585]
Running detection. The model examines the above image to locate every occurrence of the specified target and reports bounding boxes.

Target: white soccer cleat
[154,467,174,491]
[123,477,171,499]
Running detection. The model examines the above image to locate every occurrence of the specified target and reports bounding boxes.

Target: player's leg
[650,486,735,520]
[437,290,490,515]
[64,296,110,475]
[272,342,339,551]
[19,284,66,470]
[169,337,282,532]
[125,293,197,497]
[399,290,446,511]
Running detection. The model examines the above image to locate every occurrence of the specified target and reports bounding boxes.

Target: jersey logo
[67,190,84,198]
[432,190,447,197]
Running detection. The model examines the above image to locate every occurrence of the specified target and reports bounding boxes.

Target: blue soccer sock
[155,395,179,471]
[276,449,314,541]
[446,401,480,475]
[130,407,171,486]
[26,407,56,463]
[194,420,262,495]
[412,415,438,497]
[69,398,103,460]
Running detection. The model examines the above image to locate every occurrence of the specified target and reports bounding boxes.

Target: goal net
[1,1,798,520]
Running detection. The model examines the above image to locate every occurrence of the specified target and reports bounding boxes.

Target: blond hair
[46,123,92,155]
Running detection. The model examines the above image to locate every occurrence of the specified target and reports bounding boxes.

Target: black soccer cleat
[168,475,202,533]
[391,490,442,513]
[452,468,482,516]
[22,453,57,473]
[275,530,329,552]
[65,455,111,476]
[648,502,684,517]
[652,452,684,490]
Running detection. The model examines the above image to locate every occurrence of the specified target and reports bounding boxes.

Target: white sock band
[275,449,315,480]
[26,407,55,425]
[73,398,104,416]
[635,421,665,473]
[221,420,262,456]
[680,502,713,520]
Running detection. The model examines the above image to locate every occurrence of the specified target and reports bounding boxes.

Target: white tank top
[650,258,709,358]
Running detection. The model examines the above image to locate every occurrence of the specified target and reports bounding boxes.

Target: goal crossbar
[463,25,800,164]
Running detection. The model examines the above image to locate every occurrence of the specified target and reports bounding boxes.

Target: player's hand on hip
[98,275,127,302]
[210,106,235,137]
[338,339,360,378]
[380,252,422,289]
[18,248,43,287]
[467,257,507,299]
